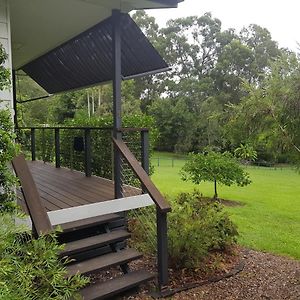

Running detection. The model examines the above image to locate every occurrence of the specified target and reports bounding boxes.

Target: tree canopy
[181,151,251,199]
[17,11,300,166]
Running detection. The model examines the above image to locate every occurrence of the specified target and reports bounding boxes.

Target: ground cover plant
[151,152,300,260]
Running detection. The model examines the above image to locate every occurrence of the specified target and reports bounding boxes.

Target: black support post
[112,9,122,199]
[157,208,169,289]
[30,128,36,161]
[84,129,92,177]
[141,130,150,175]
[54,128,60,168]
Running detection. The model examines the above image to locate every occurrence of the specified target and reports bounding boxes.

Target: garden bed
[125,247,300,300]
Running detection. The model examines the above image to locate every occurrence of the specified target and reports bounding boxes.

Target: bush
[168,191,238,269]
[129,191,238,270]
[0,212,88,300]
[0,109,19,211]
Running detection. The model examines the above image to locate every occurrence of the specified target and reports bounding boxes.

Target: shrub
[129,191,238,270]
[0,109,19,211]
[0,212,88,300]
[168,191,238,269]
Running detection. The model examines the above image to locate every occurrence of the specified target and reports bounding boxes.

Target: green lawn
[151,152,300,260]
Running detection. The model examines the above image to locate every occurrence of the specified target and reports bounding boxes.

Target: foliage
[0,212,88,300]
[18,11,299,163]
[181,150,251,198]
[0,44,10,91]
[168,191,238,269]
[234,144,257,162]
[0,109,19,211]
[225,53,300,164]
[128,191,238,270]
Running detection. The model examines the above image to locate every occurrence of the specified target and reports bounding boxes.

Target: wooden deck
[18,161,116,212]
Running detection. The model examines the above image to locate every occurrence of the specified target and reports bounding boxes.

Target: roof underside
[21,14,169,94]
[10,0,182,69]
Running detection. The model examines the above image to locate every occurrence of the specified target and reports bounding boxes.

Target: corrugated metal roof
[21,14,169,94]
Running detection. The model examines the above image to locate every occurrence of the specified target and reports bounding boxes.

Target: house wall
[0,0,13,112]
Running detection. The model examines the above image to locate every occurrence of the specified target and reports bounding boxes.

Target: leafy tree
[225,52,300,164]
[149,98,194,152]
[181,150,251,199]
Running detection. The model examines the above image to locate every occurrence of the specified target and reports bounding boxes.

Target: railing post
[141,130,150,175]
[84,129,92,177]
[42,128,46,162]
[112,9,123,199]
[114,131,123,198]
[54,128,60,168]
[157,208,169,290]
[30,128,36,161]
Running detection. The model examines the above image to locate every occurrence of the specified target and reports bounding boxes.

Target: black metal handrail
[113,137,170,290]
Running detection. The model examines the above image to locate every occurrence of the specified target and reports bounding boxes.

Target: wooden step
[67,248,142,277]
[61,230,131,257]
[56,213,121,233]
[80,270,155,300]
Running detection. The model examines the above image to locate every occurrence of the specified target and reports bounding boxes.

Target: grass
[151,152,300,260]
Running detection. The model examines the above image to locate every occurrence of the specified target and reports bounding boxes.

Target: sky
[147,0,299,52]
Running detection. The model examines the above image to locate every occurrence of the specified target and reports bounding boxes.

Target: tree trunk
[214,178,218,199]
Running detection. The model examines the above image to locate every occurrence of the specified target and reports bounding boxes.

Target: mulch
[125,248,300,300]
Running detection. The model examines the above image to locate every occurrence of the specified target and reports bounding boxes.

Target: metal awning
[20,14,169,94]
[10,0,183,69]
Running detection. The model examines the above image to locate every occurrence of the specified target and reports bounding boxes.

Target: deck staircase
[12,139,171,300]
[58,213,154,300]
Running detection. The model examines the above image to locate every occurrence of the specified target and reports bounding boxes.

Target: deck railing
[17,126,149,179]
[113,137,171,289]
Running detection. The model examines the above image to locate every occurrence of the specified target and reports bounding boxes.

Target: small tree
[181,150,251,199]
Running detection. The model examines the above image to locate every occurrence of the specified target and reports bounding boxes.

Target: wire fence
[120,134,157,256]
[152,156,295,171]
[151,156,187,168]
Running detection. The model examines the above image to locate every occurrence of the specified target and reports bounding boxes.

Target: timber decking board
[79,270,155,300]
[18,160,116,212]
[61,229,131,256]
[67,248,142,277]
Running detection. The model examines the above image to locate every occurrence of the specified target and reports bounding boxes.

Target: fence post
[141,130,150,175]
[157,208,169,290]
[30,128,36,161]
[84,129,92,177]
[55,128,60,168]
